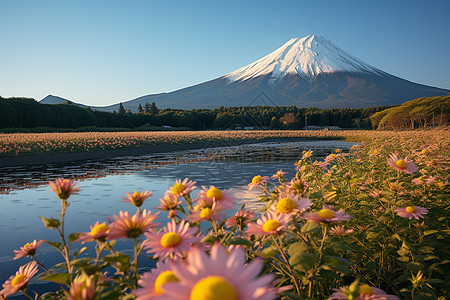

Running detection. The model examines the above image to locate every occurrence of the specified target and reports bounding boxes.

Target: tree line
[0,96,392,131]
[370,95,449,130]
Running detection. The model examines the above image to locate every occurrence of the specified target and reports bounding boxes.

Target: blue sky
[1,0,449,106]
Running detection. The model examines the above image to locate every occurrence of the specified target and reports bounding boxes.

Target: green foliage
[370,95,450,130]
[0,96,391,131]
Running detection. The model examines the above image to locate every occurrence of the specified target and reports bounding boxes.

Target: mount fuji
[46,35,449,110]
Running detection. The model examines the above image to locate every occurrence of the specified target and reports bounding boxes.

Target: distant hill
[40,95,88,108]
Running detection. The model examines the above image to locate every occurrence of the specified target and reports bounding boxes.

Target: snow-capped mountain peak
[225,35,385,84]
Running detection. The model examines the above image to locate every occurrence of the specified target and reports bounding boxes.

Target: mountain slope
[75,35,450,111]
[40,95,88,107]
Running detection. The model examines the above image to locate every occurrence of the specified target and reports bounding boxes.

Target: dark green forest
[0,97,392,131]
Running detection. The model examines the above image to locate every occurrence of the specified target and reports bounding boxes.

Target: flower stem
[272,235,301,295]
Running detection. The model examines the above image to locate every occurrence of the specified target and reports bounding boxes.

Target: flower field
[1,130,364,157]
[1,129,449,299]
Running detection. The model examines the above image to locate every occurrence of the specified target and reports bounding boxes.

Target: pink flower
[49,178,80,200]
[76,221,110,244]
[107,210,160,240]
[134,260,178,299]
[66,274,96,300]
[246,211,292,237]
[329,226,353,237]
[0,261,39,298]
[157,243,277,300]
[271,170,288,180]
[197,185,236,209]
[121,190,153,208]
[269,194,312,215]
[156,193,182,217]
[330,284,399,299]
[225,209,256,229]
[248,175,270,190]
[395,206,428,220]
[143,220,200,260]
[387,153,418,174]
[303,205,352,223]
[302,149,313,159]
[13,240,43,260]
[168,178,197,198]
[186,202,225,223]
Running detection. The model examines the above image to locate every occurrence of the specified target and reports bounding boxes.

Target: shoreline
[0,137,319,168]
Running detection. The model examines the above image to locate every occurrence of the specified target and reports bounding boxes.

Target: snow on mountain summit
[225,35,385,84]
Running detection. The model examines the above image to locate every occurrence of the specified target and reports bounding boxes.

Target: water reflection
[0,140,356,291]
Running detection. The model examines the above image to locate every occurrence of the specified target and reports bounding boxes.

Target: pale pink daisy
[329,226,353,237]
[246,211,292,237]
[329,284,399,299]
[158,243,277,300]
[168,178,197,198]
[156,193,182,212]
[143,220,200,260]
[0,261,39,298]
[49,178,80,200]
[107,209,160,240]
[76,221,110,244]
[225,209,256,229]
[13,240,44,260]
[271,170,288,180]
[198,185,236,209]
[387,153,418,174]
[394,206,428,220]
[248,175,270,190]
[66,274,96,300]
[303,205,352,223]
[121,190,153,208]
[186,202,225,223]
[269,194,312,215]
[134,260,177,299]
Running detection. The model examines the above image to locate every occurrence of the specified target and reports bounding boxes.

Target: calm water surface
[0,140,356,296]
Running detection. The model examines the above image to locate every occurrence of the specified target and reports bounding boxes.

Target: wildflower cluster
[2,129,449,299]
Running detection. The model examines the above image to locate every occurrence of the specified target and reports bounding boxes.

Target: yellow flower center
[276,198,297,213]
[304,151,311,158]
[200,208,214,219]
[360,284,374,295]
[160,232,181,248]
[262,220,281,232]
[11,274,26,288]
[421,149,428,154]
[190,276,237,300]
[154,271,179,295]
[91,223,108,236]
[373,150,379,155]
[329,154,336,159]
[317,209,335,219]
[171,183,186,195]
[395,159,407,169]
[252,175,262,184]
[406,206,417,213]
[24,243,31,248]
[206,188,223,200]
[133,191,140,198]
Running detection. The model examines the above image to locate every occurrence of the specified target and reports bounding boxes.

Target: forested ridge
[0,96,392,131]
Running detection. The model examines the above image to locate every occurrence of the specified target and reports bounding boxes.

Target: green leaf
[423,230,439,236]
[288,241,309,258]
[324,255,351,266]
[70,257,91,268]
[259,246,278,258]
[328,241,354,252]
[228,237,251,246]
[103,253,131,265]
[73,247,87,259]
[44,240,63,251]
[39,216,60,229]
[290,252,316,273]
[69,232,82,243]
[40,273,72,286]
[301,222,320,233]
[201,234,218,244]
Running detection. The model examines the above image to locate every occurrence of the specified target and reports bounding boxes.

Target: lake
[0,139,356,297]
